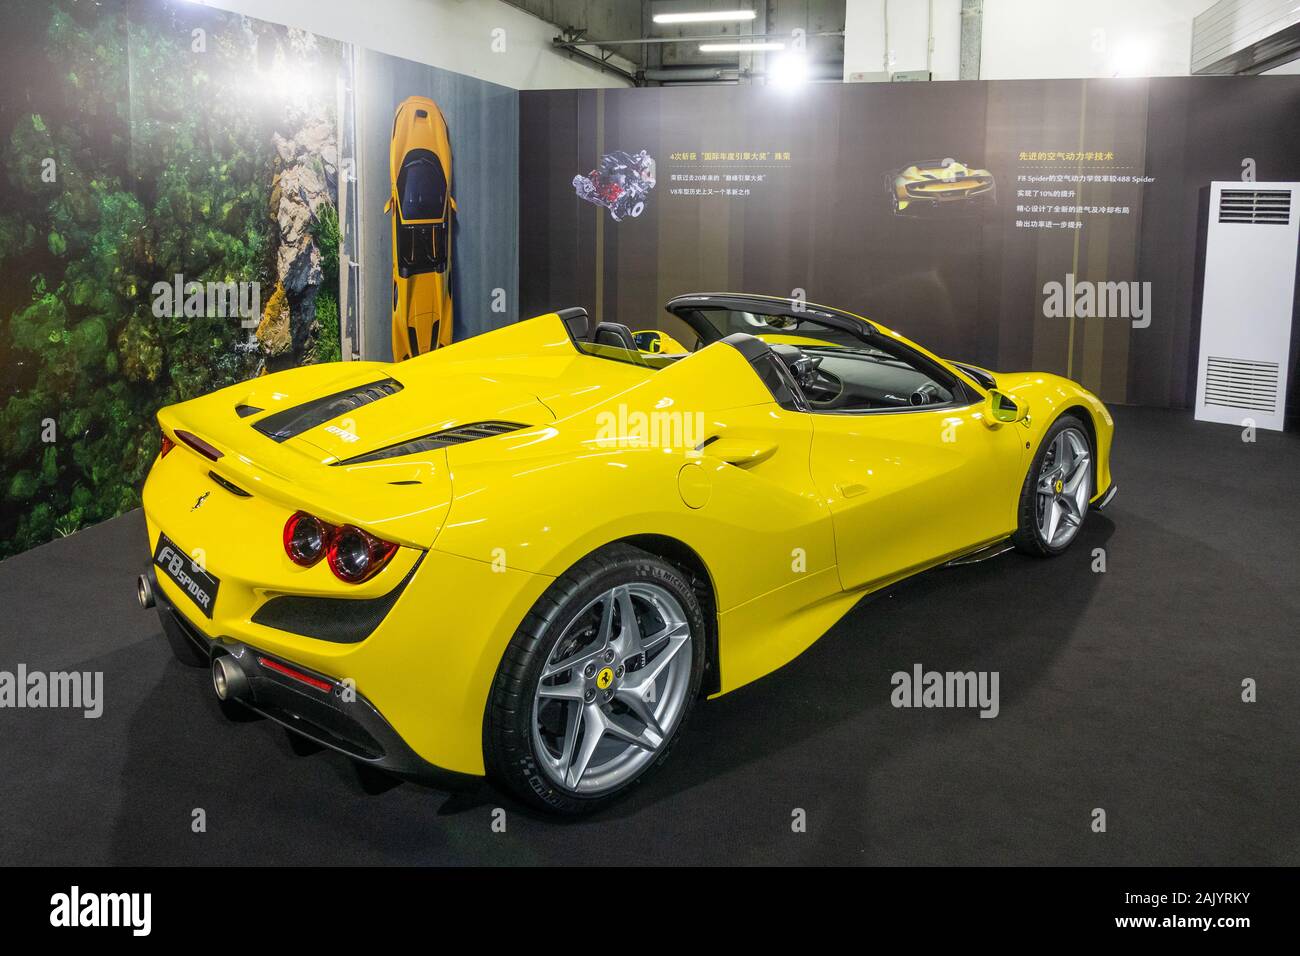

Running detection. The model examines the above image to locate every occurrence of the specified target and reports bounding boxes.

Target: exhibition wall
[0,0,519,558]
[0,0,343,558]
[3,2,1298,564]
[517,76,1300,411]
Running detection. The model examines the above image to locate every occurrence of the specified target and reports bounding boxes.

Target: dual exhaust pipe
[136,569,157,610]
[210,655,250,702]
[137,565,248,703]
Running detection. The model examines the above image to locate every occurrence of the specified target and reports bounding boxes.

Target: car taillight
[283,511,329,567]
[174,429,223,461]
[282,511,397,583]
[160,432,175,458]
[328,525,399,583]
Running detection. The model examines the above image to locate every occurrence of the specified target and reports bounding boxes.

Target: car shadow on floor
[106,517,1116,852]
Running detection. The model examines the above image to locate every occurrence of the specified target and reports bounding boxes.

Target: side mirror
[384,193,394,215]
[985,389,1028,426]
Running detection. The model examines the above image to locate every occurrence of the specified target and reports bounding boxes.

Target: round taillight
[328,526,375,582]
[284,511,328,566]
[327,525,397,583]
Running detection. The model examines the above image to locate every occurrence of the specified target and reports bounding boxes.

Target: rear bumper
[155,591,477,790]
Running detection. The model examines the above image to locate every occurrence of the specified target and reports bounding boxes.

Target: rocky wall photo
[0,0,345,558]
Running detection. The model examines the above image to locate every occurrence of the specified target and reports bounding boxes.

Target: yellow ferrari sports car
[386,95,454,361]
[138,293,1115,814]
[889,157,996,213]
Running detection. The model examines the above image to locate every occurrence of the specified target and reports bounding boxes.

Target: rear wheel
[1012,415,1093,557]
[484,544,705,815]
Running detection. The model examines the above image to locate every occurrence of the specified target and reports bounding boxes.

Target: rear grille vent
[253,379,403,442]
[333,421,526,466]
[1203,356,1280,413]
[1217,190,1292,225]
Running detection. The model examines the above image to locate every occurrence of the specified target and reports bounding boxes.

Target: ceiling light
[654,10,758,24]
[1110,36,1151,76]
[699,41,784,52]
[767,52,808,88]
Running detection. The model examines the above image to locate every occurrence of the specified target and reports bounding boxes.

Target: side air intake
[333,421,527,466]
[253,379,403,442]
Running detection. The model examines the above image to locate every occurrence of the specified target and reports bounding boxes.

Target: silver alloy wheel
[1035,426,1092,549]
[531,582,693,795]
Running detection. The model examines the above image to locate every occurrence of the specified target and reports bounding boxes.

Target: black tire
[483,543,706,815]
[1011,413,1092,557]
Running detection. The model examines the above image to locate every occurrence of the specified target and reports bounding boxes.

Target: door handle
[701,437,778,467]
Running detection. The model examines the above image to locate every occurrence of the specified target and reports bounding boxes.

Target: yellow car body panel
[388,95,454,361]
[141,301,1114,779]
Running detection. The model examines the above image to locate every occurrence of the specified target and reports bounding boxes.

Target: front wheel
[1011,415,1093,556]
[484,544,705,815]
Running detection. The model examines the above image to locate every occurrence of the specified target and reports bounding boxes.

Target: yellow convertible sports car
[386,95,455,361]
[889,157,996,213]
[137,293,1115,814]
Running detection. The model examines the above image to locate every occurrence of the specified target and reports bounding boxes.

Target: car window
[796,345,957,412]
[676,306,964,413]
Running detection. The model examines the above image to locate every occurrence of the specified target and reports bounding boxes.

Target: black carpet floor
[0,406,1296,865]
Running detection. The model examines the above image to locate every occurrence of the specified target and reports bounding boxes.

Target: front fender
[999,373,1114,501]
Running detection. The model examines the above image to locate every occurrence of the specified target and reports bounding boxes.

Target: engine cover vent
[253,379,403,442]
[333,421,527,465]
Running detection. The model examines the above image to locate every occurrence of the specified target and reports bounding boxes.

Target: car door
[659,294,1029,592]
[810,401,1025,591]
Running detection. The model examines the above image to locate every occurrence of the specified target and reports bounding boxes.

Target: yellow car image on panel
[139,293,1115,815]
[889,157,995,213]
[386,95,454,361]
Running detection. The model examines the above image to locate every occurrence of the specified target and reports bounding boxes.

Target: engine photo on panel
[573,149,657,221]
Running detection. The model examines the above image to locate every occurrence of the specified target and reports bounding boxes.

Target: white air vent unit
[1195,182,1299,431]
[1217,188,1292,224]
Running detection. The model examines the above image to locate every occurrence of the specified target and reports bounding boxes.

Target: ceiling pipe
[550,37,640,84]
[643,61,845,84]
[555,31,845,48]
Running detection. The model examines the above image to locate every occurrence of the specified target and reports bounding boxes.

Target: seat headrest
[593,322,636,351]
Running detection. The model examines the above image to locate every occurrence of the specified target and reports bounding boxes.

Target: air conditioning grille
[1203,356,1280,413]
[1217,189,1291,225]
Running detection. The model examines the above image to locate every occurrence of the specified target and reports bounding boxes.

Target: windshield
[677,307,873,351]
[397,149,448,221]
